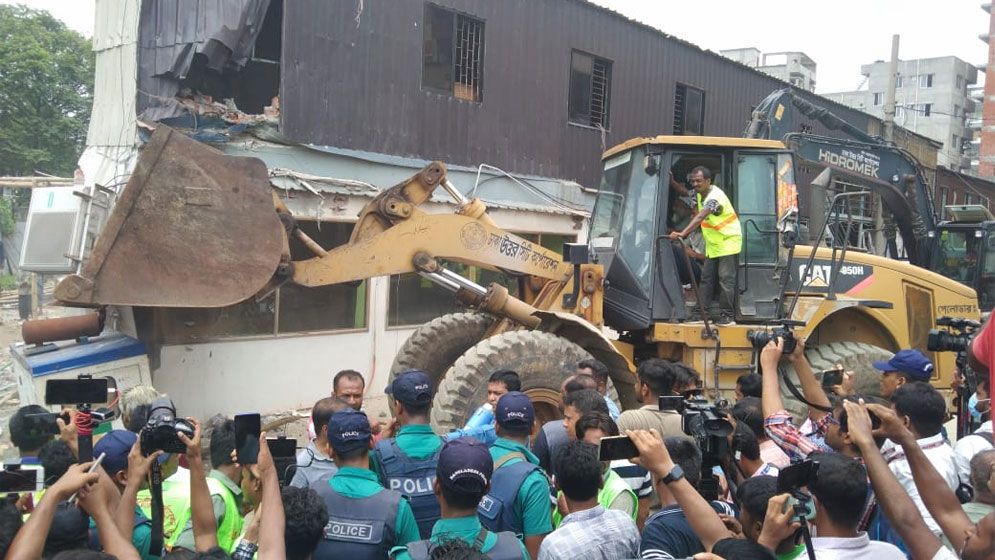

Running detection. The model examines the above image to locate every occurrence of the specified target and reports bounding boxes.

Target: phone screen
[266,437,297,458]
[820,369,844,387]
[0,465,43,493]
[24,413,64,436]
[234,413,261,464]
[598,435,640,461]
[45,378,108,405]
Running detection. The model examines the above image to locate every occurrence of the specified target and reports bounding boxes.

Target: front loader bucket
[56,126,285,307]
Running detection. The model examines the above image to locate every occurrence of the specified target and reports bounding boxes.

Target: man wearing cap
[480,391,552,559]
[373,370,444,538]
[90,430,170,560]
[876,349,935,398]
[390,438,527,559]
[313,409,420,559]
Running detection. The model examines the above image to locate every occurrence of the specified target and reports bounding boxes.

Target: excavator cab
[589,138,799,330]
[933,205,995,312]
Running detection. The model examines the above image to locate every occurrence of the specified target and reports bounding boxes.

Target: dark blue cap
[386,370,433,407]
[327,409,372,453]
[495,391,534,430]
[873,349,934,381]
[94,429,168,476]
[437,437,492,492]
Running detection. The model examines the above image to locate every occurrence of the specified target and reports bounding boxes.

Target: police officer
[479,392,552,559]
[669,166,742,324]
[373,370,443,538]
[391,438,527,559]
[312,409,420,559]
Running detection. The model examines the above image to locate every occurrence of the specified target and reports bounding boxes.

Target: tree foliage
[0,5,94,177]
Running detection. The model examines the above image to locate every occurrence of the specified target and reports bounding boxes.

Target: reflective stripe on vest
[374,438,441,539]
[477,452,543,536]
[697,186,742,258]
[138,476,243,552]
[311,483,401,560]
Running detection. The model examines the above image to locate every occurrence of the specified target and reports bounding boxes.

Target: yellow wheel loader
[57,126,978,428]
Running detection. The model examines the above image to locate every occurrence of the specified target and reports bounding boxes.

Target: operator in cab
[668,166,742,324]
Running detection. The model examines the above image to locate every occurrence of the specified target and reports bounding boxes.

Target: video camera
[927,316,980,353]
[747,326,797,354]
[660,394,734,501]
[139,397,195,456]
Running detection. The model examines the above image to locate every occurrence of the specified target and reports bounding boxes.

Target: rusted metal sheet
[56,126,284,307]
[22,313,105,345]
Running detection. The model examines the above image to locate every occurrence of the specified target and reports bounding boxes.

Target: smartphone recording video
[598,435,640,461]
[234,413,261,464]
[45,378,109,405]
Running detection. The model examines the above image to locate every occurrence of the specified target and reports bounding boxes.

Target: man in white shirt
[955,420,994,489]
[884,382,960,536]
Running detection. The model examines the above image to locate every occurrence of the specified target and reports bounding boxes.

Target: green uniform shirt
[88,505,153,560]
[389,515,531,559]
[371,424,444,475]
[329,466,421,546]
[489,437,553,537]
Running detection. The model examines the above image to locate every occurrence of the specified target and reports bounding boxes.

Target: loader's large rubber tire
[780,341,893,422]
[390,312,495,391]
[431,330,619,432]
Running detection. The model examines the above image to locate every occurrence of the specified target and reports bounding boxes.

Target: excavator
[747,88,995,312]
[55,123,978,428]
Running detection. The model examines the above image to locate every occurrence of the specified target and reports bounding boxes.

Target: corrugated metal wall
[280,0,871,194]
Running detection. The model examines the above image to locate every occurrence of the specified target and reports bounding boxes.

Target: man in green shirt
[373,370,444,537]
[391,438,527,559]
[313,409,420,559]
[480,391,552,559]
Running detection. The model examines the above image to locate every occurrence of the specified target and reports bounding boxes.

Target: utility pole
[876,34,900,255]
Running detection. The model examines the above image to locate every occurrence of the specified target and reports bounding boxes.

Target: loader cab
[589,137,799,330]
[933,206,995,312]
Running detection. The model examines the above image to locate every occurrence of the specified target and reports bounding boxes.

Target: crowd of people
[1,321,995,560]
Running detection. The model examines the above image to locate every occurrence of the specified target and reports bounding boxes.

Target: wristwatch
[661,464,685,485]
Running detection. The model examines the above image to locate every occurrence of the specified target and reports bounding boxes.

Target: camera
[139,397,195,456]
[660,394,733,500]
[927,316,980,353]
[747,326,797,355]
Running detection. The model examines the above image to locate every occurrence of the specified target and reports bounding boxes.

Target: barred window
[568,50,612,128]
[422,3,484,102]
[674,83,705,135]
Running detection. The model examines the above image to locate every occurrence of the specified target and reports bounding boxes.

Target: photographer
[617,359,684,437]
[758,339,836,459]
[732,398,789,468]
[884,382,959,537]
[637,435,736,559]
[9,405,55,463]
[856,401,995,559]
[572,412,646,527]
[838,398,956,559]
[760,451,904,558]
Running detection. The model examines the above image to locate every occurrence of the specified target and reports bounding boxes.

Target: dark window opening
[568,50,612,128]
[177,0,283,114]
[674,83,705,135]
[422,3,484,102]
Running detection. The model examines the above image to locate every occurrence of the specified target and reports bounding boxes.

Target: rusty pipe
[22,312,105,345]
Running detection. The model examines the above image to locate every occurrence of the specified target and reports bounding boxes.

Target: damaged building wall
[279,0,878,195]
[136,0,280,120]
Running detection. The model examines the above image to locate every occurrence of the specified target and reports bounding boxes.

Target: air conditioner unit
[19,187,83,273]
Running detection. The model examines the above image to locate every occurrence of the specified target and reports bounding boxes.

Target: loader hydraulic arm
[55,126,574,330]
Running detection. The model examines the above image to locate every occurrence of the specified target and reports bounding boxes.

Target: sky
[591,0,990,93]
[5,0,990,94]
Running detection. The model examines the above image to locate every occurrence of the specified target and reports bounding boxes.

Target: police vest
[404,527,525,560]
[137,476,243,552]
[311,483,401,560]
[477,452,543,536]
[697,186,742,258]
[374,438,442,539]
